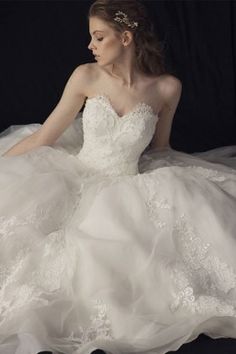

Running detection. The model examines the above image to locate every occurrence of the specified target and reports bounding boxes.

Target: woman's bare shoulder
[156,74,182,105]
[72,63,103,95]
[72,63,96,80]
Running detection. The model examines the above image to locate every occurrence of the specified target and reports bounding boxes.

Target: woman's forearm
[2,130,44,157]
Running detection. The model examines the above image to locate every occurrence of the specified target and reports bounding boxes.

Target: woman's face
[88,16,124,66]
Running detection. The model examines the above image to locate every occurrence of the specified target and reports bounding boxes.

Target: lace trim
[86,94,159,120]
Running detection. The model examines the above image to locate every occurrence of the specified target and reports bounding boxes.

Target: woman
[0,1,236,354]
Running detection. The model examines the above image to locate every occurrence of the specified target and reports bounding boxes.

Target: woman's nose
[88,40,94,50]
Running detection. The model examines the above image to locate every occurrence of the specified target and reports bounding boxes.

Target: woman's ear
[122,30,133,46]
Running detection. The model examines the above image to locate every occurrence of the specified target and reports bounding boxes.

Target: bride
[0,0,236,354]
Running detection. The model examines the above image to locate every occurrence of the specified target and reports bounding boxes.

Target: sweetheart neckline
[86,94,159,120]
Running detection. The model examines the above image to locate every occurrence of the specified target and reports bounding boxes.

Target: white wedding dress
[0,94,236,354]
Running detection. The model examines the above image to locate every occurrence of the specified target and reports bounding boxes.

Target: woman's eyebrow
[91,30,105,35]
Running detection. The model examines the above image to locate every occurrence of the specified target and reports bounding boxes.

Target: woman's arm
[2,130,43,157]
[2,64,89,157]
[150,75,182,151]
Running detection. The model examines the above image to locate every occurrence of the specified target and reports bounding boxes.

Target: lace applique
[185,166,226,182]
[0,227,68,323]
[0,215,34,296]
[139,152,232,182]
[0,215,27,239]
[30,229,68,292]
[23,199,70,232]
[0,248,29,293]
[80,299,113,342]
[62,299,113,350]
[0,213,73,320]
[170,214,236,316]
[0,284,37,324]
[0,279,38,324]
[137,174,171,229]
[154,199,171,209]
[0,200,74,243]
[170,268,236,316]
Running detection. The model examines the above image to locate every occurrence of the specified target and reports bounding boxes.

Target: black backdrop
[0,0,236,153]
[1,2,236,354]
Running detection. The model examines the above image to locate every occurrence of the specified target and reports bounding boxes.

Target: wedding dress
[0,94,236,354]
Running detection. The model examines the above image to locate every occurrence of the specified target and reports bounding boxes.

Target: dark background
[1,2,236,353]
[0,0,235,153]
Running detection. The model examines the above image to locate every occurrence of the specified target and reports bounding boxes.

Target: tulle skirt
[0,116,236,354]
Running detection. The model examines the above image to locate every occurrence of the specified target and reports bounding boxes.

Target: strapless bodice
[76,94,159,176]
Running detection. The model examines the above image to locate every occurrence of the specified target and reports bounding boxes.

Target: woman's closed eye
[96,37,103,41]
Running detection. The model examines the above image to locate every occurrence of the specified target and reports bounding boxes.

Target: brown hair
[88,0,167,77]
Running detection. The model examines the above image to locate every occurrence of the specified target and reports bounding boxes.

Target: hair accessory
[113,10,139,29]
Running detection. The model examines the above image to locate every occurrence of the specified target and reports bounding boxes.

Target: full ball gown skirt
[0,94,236,354]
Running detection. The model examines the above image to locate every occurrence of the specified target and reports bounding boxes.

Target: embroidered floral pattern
[185,166,226,182]
[0,228,68,323]
[60,299,113,350]
[137,173,171,229]
[169,214,236,316]
[81,299,113,342]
